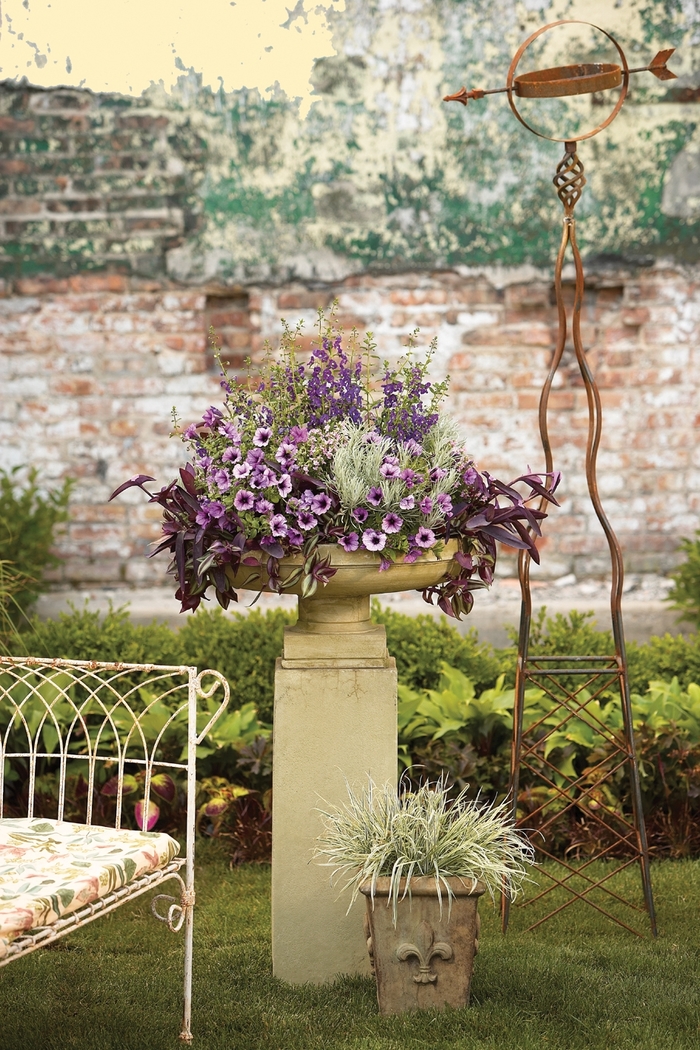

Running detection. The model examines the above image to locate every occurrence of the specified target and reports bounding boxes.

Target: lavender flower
[339,532,360,552]
[352,507,369,523]
[400,494,415,510]
[362,529,387,552]
[415,526,436,548]
[297,510,317,531]
[420,497,434,515]
[270,514,288,537]
[367,487,383,507]
[277,474,292,497]
[382,512,403,534]
[234,490,255,512]
[254,426,272,447]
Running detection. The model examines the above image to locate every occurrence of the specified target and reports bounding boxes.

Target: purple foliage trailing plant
[111,312,560,618]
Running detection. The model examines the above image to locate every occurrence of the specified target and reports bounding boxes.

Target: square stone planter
[361,876,485,1015]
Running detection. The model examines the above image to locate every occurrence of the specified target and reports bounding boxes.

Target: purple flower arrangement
[111,317,559,618]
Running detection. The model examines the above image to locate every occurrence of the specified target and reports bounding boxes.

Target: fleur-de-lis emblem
[396,920,454,984]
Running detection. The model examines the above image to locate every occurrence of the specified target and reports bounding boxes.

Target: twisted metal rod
[502,143,656,937]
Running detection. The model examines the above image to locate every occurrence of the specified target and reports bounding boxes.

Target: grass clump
[315,779,534,920]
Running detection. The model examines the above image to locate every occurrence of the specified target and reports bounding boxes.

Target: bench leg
[180,896,194,1043]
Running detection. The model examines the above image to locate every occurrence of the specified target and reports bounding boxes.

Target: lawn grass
[1,849,699,1050]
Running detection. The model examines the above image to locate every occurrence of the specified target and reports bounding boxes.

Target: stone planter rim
[228,539,460,599]
[360,875,487,898]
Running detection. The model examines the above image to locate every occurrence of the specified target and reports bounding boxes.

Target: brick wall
[1,265,697,588]
[0,83,203,279]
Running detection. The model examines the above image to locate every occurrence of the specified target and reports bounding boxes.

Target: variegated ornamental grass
[315,779,535,922]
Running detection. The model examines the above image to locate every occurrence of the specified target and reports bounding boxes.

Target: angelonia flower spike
[111,310,559,619]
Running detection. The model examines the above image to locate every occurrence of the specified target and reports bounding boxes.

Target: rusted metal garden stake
[445,20,677,937]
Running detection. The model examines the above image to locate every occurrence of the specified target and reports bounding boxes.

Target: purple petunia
[254,426,272,447]
[246,448,265,467]
[212,469,231,493]
[419,497,434,515]
[362,529,387,552]
[287,528,304,546]
[367,487,383,507]
[415,526,436,549]
[275,441,297,467]
[218,422,241,442]
[222,446,241,464]
[255,498,274,515]
[379,462,401,479]
[234,490,255,512]
[463,466,486,494]
[183,423,198,440]
[436,493,453,516]
[202,406,222,427]
[430,467,448,481]
[352,507,369,523]
[338,532,360,552]
[382,512,403,534]
[270,514,288,537]
[400,468,416,487]
[208,501,226,519]
[311,493,332,515]
[297,510,317,531]
[277,474,292,498]
[252,466,276,490]
[363,431,381,444]
[198,454,212,470]
[400,494,415,510]
[232,462,251,479]
[405,439,423,456]
[289,425,308,444]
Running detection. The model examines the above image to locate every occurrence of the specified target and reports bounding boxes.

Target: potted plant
[315,778,534,1015]
[110,311,559,618]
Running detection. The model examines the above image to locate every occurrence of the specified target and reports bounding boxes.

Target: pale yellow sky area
[0,0,344,108]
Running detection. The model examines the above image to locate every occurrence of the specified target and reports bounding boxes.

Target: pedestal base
[271,594,397,983]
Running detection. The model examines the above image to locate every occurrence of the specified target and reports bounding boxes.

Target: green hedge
[14,600,700,727]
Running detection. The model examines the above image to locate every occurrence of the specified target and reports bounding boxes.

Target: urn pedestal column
[271,593,397,983]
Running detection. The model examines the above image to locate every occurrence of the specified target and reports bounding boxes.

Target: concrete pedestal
[271,593,397,984]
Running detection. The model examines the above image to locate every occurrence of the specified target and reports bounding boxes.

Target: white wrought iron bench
[0,655,229,1043]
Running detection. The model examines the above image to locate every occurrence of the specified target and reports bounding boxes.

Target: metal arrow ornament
[444,21,675,938]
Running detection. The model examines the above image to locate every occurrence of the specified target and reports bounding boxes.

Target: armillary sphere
[444,21,677,940]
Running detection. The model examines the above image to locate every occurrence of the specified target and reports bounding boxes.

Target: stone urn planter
[361,877,486,1015]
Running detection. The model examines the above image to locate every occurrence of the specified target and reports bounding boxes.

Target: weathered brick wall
[1,265,697,587]
[0,83,204,280]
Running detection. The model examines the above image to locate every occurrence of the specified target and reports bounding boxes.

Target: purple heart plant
[111,313,560,619]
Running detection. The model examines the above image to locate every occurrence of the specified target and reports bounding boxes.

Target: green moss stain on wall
[175,0,699,282]
[0,0,698,281]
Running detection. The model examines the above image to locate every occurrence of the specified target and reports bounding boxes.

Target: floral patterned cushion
[0,817,180,959]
